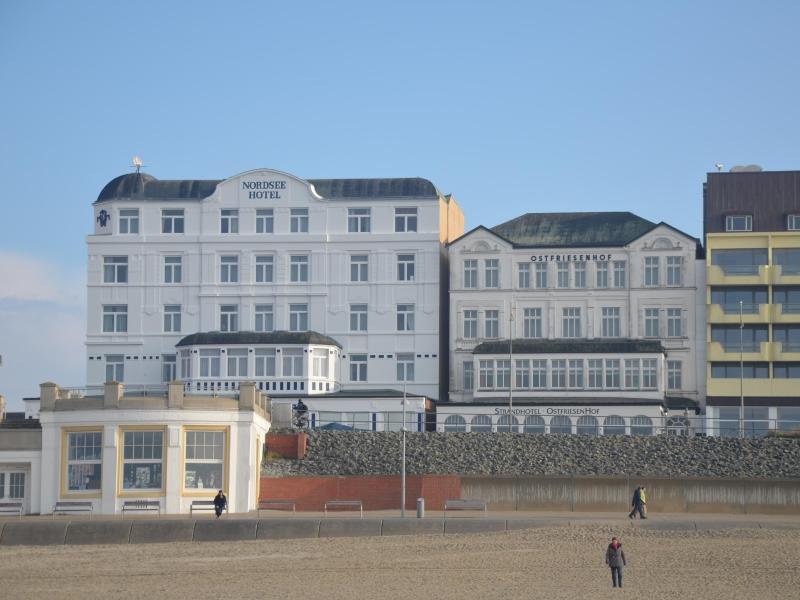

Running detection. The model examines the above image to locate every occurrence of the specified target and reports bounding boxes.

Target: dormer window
[788,214,800,231]
[725,214,752,232]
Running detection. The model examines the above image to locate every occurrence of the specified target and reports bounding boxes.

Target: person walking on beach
[628,485,647,519]
[605,537,627,588]
[214,489,227,518]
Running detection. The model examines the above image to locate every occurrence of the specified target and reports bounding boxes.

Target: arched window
[523,415,545,434]
[470,414,492,432]
[666,416,690,437]
[576,415,599,435]
[631,415,653,436]
[443,415,466,432]
[549,415,572,434]
[497,414,520,433]
[603,415,626,436]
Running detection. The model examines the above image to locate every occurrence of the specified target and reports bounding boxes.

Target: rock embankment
[263,431,800,479]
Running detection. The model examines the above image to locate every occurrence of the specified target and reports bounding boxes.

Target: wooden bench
[258,499,296,515]
[324,500,363,518]
[443,499,487,518]
[53,501,93,519]
[190,500,228,515]
[0,502,23,519]
[122,500,161,516]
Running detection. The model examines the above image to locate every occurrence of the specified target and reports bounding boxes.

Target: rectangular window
[164,256,182,283]
[255,255,274,283]
[484,310,499,338]
[624,359,641,389]
[644,308,660,337]
[666,360,682,390]
[557,263,569,288]
[290,255,309,282]
[226,349,248,377]
[119,209,139,234]
[256,209,274,234]
[711,286,768,313]
[711,249,768,275]
[479,360,494,388]
[397,353,415,382]
[314,351,331,380]
[348,208,371,232]
[601,307,621,337]
[523,307,542,338]
[282,348,304,377]
[103,256,128,283]
[254,304,274,332]
[642,358,657,389]
[495,359,510,388]
[161,209,184,234]
[773,249,800,276]
[105,354,124,382]
[350,255,368,282]
[162,354,176,383]
[184,430,225,490]
[667,308,683,337]
[66,431,102,491]
[574,262,587,288]
[568,359,583,388]
[220,304,238,332]
[463,361,474,391]
[725,214,752,232]
[644,257,660,286]
[515,359,530,389]
[596,261,609,288]
[535,263,548,288]
[531,359,547,388]
[551,359,566,388]
[464,259,478,288]
[613,261,626,288]
[561,307,581,338]
[484,259,499,288]
[518,263,531,289]
[220,255,239,283]
[163,304,181,333]
[180,350,191,379]
[711,325,769,352]
[605,359,620,388]
[350,354,367,382]
[102,305,127,333]
[397,254,415,281]
[350,303,368,331]
[199,349,221,377]
[220,209,239,234]
[666,256,682,286]
[711,362,769,378]
[289,303,308,331]
[255,349,276,377]
[122,430,164,490]
[587,359,603,389]
[788,215,800,231]
[463,310,478,339]
[397,303,415,331]
[290,208,309,233]
[394,207,418,232]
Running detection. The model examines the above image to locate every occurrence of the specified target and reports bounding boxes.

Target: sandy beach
[2,524,799,600]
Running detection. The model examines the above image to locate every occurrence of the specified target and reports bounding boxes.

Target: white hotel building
[87,168,463,427]
[443,212,706,434]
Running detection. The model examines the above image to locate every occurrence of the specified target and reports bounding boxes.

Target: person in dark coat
[628,485,647,519]
[605,537,627,588]
[213,490,227,518]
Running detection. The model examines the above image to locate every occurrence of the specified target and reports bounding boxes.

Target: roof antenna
[132,155,144,174]
[715,162,724,172]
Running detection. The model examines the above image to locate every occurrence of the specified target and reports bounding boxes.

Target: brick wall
[260,475,461,511]
[265,433,308,459]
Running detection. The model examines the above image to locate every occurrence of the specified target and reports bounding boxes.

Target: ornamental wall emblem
[97,209,110,227]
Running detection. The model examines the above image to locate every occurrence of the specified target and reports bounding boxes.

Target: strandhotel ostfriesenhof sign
[529,253,612,262]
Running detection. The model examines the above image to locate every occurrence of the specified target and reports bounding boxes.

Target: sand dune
[2,525,798,599]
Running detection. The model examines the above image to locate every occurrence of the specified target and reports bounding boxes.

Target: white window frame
[256,209,274,234]
[199,349,220,377]
[282,348,304,377]
[574,262,587,288]
[163,304,181,333]
[118,209,139,234]
[219,305,238,332]
[161,209,185,234]
[523,307,542,338]
[644,256,660,287]
[102,305,128,333]
[183,429,225,491]
[561,307,581,338]
[394,207,418,232]
[667,308,683,337]
[255,255,274,283]
[484,310,499,338]
[397,254,415,281]
[484,259,499,288]
[397,353,415,382]
[667,360,682,390]
[65,430,103,492]
[226,349,248,377]
[463,310,478,339]
[350,255,368,282]
[103,256,128,283]
[289,303,308,331]
[290,208,309,233]
[462,361,474,391]
[254,304,274,332]
[397,303,415,331]
[105,354,124,381]
[162,354,177,382]
[613,261,626,288]
[596,261,609,288]
[464,259,477,288]
[350,354,368,382]
[644,308,660,338]
[788,214,800,231]
[535,263,548,288]
[220,209,239,234]
[164,255,182,284]
[666,256,682,286]
[348,208,371,232]
[601,307,621,338]
[350,303,368,332]
[290,255,309,282]
[220,255,239,283]
[725,214,752,232]
[255,349,276,377]
[121,430,165,491]
[518,263,531,289]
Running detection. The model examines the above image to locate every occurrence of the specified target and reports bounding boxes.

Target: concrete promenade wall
[461,476,800,515]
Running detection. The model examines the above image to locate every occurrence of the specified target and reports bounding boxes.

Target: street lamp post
[401,379,407,518]
[739,299,745,439]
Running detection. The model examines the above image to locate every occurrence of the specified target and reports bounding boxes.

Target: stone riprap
[263,432,800,479]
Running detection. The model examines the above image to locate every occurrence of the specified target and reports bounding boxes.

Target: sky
[1,1,800,409]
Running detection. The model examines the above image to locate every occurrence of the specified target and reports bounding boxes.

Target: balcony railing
[720,302,760,314]
[717,264,765,276]
[780,303,800,314]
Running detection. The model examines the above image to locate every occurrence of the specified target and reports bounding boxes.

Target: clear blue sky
[1,0,800,407]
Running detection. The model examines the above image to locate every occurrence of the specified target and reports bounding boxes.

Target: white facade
[87,169,463,401]
[447,216,706,409]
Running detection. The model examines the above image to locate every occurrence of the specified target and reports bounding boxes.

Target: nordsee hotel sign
[242,180,287,199]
